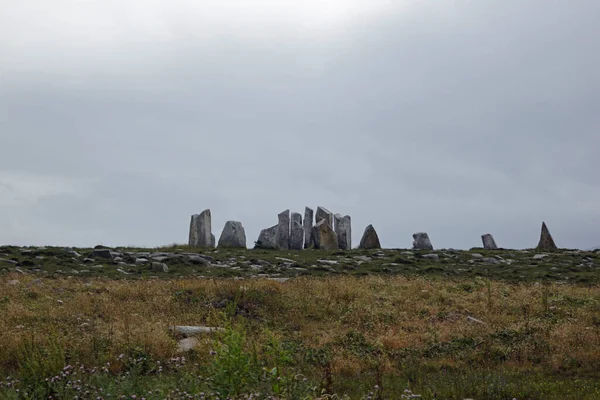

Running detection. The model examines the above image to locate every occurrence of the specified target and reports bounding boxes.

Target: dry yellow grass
[1,273,600,378]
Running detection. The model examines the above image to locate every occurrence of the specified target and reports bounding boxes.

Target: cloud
[0,0,599,249]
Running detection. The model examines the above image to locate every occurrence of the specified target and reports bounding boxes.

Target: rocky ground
[1,244,599,283]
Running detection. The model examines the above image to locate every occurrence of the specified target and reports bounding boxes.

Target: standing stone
[316,206,334,229]
[481,234,498,250]
[256,226,277,249]
[290,219,304,251]
[537,222,557,250]
[334,214,352,250]
[276,210,290,250]
[412,232,434,250]
[188,209,213,248]
[291,212,302,226]
[303,207,314,249]
[218,221,246,248]
[312,219,338,250]
[359,225,381,249]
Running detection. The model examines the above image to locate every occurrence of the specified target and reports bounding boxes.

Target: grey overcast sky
[1,0,599,250]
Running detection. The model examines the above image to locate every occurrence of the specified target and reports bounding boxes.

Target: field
[1,245,600,399]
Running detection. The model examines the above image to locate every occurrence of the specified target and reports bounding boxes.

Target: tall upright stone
[275,210,290,250]
[334,214,352,250]
[218,221,246,248]
[412,232,433,250]
[188,209,213,248]
[312,219,338,250]
[359,225,381,249]
[289,213,304,250]
[481,234,498,250]
[315,206,334,229]
[537,222,557,250]
[303,207,314,249]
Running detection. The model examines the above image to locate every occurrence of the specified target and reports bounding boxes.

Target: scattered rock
[188,256,209,266]
[318,259,339,265]
[116,268,130,275]
[177,337,199,352]
[481,234,498,250]
[218,221,247,248]
[533,254,548,260]
[135,258,148,264]
[152,262,169,272]
[482,257,500,264]
[189,209,214,248]
[312,219,339,250]
[359,225,381,249]
[171,326,225,337]
[92,249,113,259]
[467,316,485,325]
[276,210,290,250]
[334,214,352,250]
[26,279,43,288]
[537,221,557,250]
[412,233,434,251]
[267,277,290,283]
[0,258,17,265]
[423,254,440,261]
[471,253,484,259]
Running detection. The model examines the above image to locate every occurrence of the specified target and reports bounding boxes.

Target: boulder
[188,209,214,248]
[481,234,498,250]
[315,206,334,229]
[312,219,339,250]
[359,225,381,249]
[537,222,557,250]
[413,233,434,250]
[276,210,290,250]
[303,207,314,249]
[218,221,247,248]
[92,249,112,259]
[256,225,277,249]
[152,262,169,272]
[290,220,304,250]
[334,214,352,250]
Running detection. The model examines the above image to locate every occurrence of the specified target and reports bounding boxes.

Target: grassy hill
[1,245,600,399]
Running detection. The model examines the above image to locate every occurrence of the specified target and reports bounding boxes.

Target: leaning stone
[537,222,557,250]
[289,220,304,250]
[312,219,339,250]
[315,206,334,229]
[276,210,290,250]
[481,234,498,250]
[334,214,352,250]
[303,207,314,249]
[152,262,169,272]
[412,233,434,250]
[171,326,225,337]
[189,209,214,248]
[256,225,277,249]
[218,221,247,248]
[359,225,381,249]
